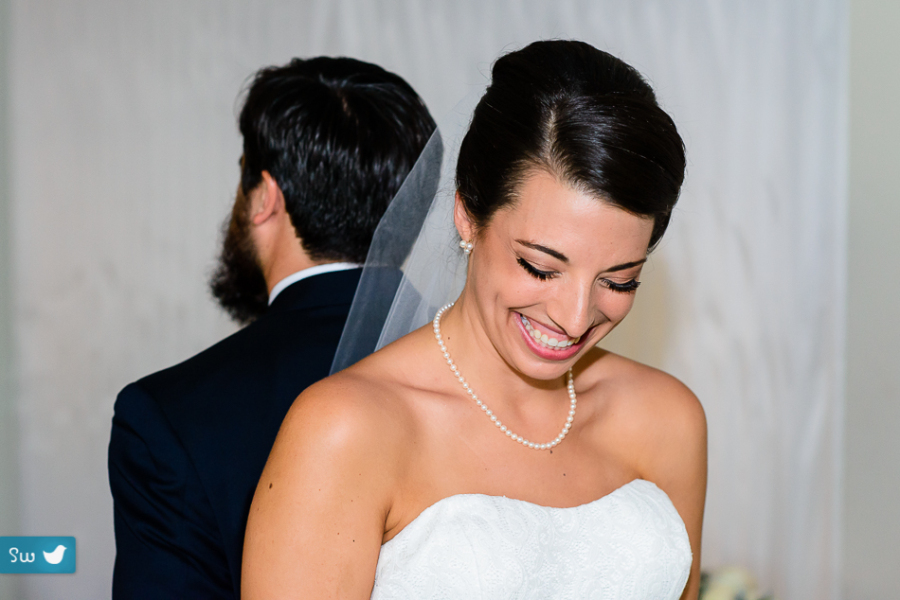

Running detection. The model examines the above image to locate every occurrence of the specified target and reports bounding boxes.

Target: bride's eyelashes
[600,279,641,293]
[517,257,556,281]
[517,256,641,293]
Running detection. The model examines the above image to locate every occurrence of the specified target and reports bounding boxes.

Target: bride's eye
[601,278,641,293]
[517,257,556,281]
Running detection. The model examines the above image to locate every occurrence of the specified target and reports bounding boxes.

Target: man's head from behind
[211,57,436,325]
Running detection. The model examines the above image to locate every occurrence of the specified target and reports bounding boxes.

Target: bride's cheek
[608,295,638,323]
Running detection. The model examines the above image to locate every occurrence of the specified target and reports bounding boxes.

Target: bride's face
[457,169,655,381]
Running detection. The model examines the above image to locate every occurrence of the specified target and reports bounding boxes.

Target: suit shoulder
[109,382,191,489]
[131,305,345,402]
[112,381,170,431]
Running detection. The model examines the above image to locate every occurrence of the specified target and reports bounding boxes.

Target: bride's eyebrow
[602,258,647,273]
[516,240,568,263]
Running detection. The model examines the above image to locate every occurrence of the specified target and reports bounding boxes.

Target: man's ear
[249,171,285,226]
[453,191,476,243]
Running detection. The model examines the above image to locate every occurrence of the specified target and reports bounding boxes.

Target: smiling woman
[242,40,706,600]
[452,169,655,379]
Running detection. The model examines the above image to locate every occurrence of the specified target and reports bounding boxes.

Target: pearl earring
[458,239,473,255]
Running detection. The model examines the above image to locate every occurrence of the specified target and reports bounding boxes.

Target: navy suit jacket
[108,269,360,599]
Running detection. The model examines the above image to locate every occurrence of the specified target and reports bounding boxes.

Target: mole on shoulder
[268,483,273,489]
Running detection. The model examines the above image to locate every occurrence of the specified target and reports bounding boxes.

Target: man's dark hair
[239,57,436,263]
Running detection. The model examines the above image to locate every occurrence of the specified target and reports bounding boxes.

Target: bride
[243,40,706,599]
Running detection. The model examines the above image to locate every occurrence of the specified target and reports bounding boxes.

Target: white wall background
[843,1,900,599]
[0,0,21,596]
[1,1,850,599]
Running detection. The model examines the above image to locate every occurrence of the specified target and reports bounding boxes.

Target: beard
[209,201,269,326]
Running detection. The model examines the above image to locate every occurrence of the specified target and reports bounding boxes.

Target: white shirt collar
[268,262,362,305]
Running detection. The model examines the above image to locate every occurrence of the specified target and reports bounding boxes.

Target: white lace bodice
[371,479,691,600]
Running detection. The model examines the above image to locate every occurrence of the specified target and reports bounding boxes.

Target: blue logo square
[0,537,76,574]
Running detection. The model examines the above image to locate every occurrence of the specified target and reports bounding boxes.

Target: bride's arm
[242,375,400,599]
[636,372,707,600]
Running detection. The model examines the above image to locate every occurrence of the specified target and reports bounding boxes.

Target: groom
[108,57,435,599]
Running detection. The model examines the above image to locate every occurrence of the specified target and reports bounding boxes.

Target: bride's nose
[546,280,596,339]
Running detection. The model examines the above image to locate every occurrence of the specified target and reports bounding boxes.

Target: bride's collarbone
[397,436,637,503]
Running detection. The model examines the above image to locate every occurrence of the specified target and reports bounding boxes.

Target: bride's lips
[515,313,590,361]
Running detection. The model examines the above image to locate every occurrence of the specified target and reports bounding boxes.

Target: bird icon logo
[42,545,66,565]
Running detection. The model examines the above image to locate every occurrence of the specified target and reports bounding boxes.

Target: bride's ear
[453,191,476,242]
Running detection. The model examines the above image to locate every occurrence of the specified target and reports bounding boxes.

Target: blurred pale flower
[699,566,773,600]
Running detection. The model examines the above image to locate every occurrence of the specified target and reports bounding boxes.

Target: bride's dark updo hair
[456,40,685,250]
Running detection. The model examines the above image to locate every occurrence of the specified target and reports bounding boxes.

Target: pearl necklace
[432,302,577,450]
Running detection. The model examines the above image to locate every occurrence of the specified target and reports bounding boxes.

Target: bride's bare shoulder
[286,369,410,446]
[278,329,433,454]
[577,347,706,448]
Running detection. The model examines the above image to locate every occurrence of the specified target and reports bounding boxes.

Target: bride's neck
[436,294,568,410]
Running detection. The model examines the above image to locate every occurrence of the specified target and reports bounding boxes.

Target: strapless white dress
[370,479,691,600]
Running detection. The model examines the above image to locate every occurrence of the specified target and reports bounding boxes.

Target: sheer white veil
[330,87,486,374]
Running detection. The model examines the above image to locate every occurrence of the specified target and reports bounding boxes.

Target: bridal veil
[330,88,484,374]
